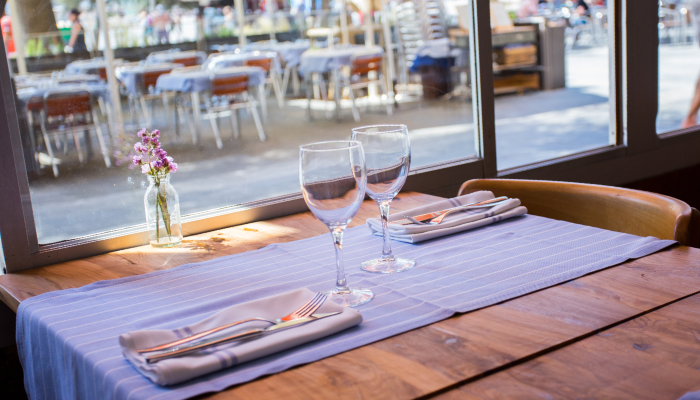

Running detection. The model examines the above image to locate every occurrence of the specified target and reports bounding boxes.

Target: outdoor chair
[458,179,700,247]
[39,89,111,177]
[202,71,265,148]
[129,67,174,129]
[339,53,393,122]
[173,56,200,67]
[245,54,285,108]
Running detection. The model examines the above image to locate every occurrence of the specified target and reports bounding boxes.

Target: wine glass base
[323,288,374,307]
[361,257,416,274]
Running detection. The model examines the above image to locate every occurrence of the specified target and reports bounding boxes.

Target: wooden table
[2,192,700,399]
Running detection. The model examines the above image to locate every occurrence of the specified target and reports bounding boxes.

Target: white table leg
[257,84,268,124]
[292,66,301,96]
[192,92,202,128]
[332,69,341,122]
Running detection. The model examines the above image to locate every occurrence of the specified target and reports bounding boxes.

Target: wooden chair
[458,179,700,247]
[173,56,199,67]
[131,67,173,128]
[245,54,284,108]
[203,72,265,147]
[39,90,111,177]
[340,53,393,122]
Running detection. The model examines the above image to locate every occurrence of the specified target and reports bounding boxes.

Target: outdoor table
[298,45,384,121]
[2,191,700,399]
[203,51,282,73]
[14,74,104,89]
[115,63,184,96]
[65,58,127,75]
[246,40,312,95]
[155,66,268,135]
[146,50,207,65]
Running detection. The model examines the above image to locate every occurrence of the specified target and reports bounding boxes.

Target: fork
[137,292,327,353]
[404,197,510,226]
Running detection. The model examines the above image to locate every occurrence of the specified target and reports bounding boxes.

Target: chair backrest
[244,57,272,72]
[351,55,382,76]
[142,69,171,89]
[43,91,92,117]
[26,96,44,113]
[173,56,199,67]
[97,67,108,81]
[211,73,249,96]
[458,179,700,246]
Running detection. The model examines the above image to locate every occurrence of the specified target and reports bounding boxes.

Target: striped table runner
[17,214,675,400]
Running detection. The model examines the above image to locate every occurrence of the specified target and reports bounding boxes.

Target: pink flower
[141,164,150,174]
[151,137,161,148]
[152,129,160,138]
[142,137,150,145]
[137,128,147,137]
[169,162,179,173]
[134,143,145,153]
[132,155,141,166]
[154,148,167,160]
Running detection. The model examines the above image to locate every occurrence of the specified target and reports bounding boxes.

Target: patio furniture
[117,64,180,129]
[299,46,384,121]
[203,70,265,147]
[38,89,110,177]
[458,179,700,246]
[155,66,268,145]
[244,53,285,108]
[339,52,393,122]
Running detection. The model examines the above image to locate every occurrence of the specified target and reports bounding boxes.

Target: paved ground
[21,44,700,244]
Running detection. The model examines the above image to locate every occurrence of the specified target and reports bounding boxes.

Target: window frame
[2,0,700,273]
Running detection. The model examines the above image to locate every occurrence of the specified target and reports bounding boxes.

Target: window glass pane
[3,0,474,245]
[657,1,699,133]
[494,0,611,170]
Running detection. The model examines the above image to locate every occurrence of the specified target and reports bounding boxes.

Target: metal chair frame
[202,73,265,148]
[38,90,111,177]
[339,54,393,122]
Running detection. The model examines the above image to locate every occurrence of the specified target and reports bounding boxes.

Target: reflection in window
[2,0,474,244]
[494,0,611,170]
[658,0,700,133]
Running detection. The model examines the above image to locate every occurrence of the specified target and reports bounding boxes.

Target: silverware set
[395,196,510,226]
[139,292,330,362]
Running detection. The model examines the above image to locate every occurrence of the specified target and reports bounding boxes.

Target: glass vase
[144,174,183,247]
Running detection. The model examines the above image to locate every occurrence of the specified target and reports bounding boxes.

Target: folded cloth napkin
[119,288,362,386]
[366,191,528,243]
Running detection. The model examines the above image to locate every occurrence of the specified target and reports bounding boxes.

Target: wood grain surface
[4,191,700,400]
[0,192,439,312]
[438,294,700,400]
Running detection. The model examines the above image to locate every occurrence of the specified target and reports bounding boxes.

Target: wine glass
[351,124,415,274]
[299,140,374,307]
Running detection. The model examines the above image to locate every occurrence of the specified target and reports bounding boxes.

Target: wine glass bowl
[299,141,373,307]
[351,125,415,274]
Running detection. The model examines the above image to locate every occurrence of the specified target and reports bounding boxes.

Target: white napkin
[119,288,362,386]
[366,191,528,243]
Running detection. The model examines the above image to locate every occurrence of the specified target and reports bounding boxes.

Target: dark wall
[623,163,700,210]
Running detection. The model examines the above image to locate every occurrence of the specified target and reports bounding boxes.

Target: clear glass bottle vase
[144,174,183,247]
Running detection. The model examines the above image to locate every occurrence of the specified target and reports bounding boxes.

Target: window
[3,1,700,272]
[657,1,699,133]
[0,0,476,267]
[493,0,614,170]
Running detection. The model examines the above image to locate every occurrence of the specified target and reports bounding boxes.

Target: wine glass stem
[331,227,350,293]
[378,200,395,262]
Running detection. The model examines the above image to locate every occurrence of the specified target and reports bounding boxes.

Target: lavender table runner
[17,214,675,400]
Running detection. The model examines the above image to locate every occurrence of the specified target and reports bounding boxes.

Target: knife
[144,312,341,363]
[393,196,509,226]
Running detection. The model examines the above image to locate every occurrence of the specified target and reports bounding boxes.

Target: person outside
[66,9,87,53]
[682,0,700,128]
[152,4,171,44]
